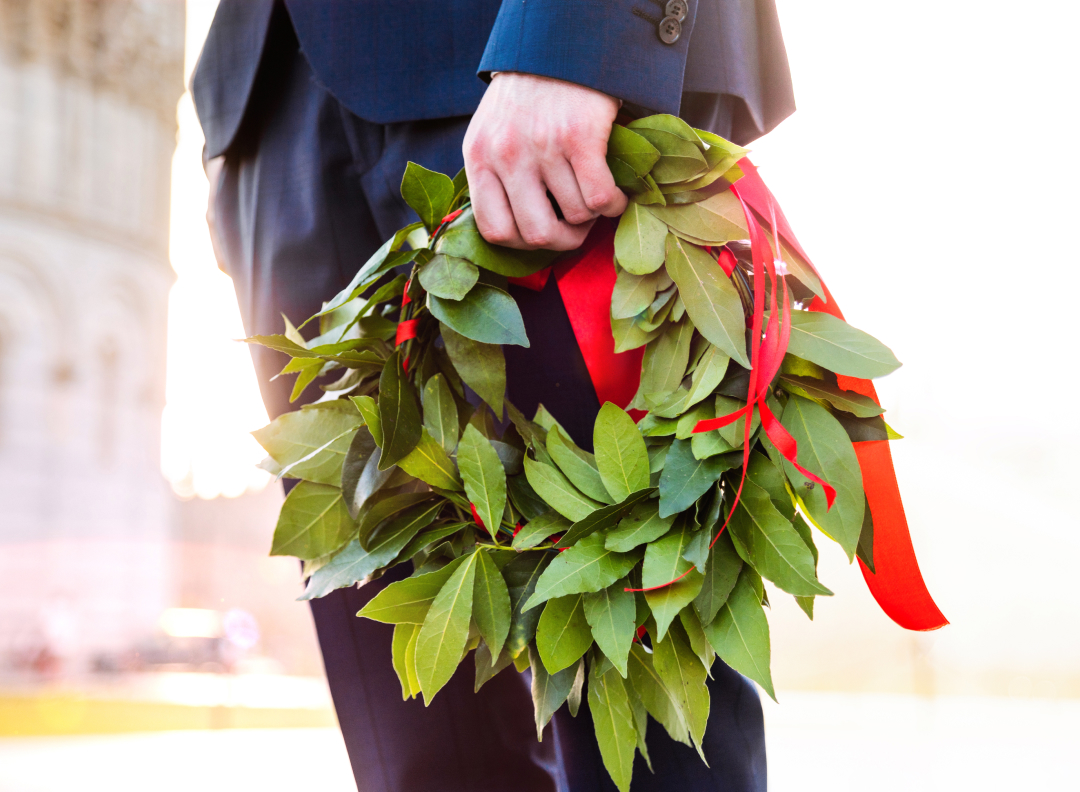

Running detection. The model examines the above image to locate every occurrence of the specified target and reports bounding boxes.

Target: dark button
[665,0,688,22]
[658,15,682,44]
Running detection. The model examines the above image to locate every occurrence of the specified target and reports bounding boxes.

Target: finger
[569,146,628,218]
[542,158,597,226]
[504,171,594,251]
[468,167,526,248]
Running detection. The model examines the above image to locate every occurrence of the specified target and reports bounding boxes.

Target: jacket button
[664,0,688,22]
[657,16,682,44]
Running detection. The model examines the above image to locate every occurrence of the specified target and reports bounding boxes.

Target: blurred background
[0,1,1076,790]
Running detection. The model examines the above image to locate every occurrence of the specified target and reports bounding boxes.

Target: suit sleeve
[477,0,795,145]
[477,0,700,117]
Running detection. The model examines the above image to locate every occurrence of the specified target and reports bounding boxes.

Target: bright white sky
[163,0,1080,684]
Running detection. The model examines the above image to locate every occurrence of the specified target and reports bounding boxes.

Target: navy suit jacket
[193,0,795,159]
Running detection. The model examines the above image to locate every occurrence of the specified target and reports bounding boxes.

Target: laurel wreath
[248,114,901,791]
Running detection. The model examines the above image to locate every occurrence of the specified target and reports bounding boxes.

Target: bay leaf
[665,234,749,367]
[524,533,642,611]
[422,373,460,454]
[429,284,529,347]
[594,402,651,502]
[523,457,602,522]
[473,550,512,659]
[627,643,691,747]
[512,511,571,551]
[605,500,675,553]
[400,161,455,232]
[440,324,505,417]
[398,428,462,490]
[614,203,668,276]
[271,481,355,560]
[377,352,422,469]
[456,424,507,537]
[504,552,553,657]
[642,524,705,640]
[417,253,479,300]
[436,207,557,277]
[588,662,638,792]
[547,425,613,504]
[416,551,479,702]
[784,311,901,379]
[584,578,637,677]
[692,531,743,626]
[702,567,776,700]
[652,621,709,754]
[358,555,469,624]
[536,594,592,674]
[529,645,578,740]
[658,439,740,518]
[780,395,866,559]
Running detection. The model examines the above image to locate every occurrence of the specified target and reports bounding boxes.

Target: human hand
[463,72,628,250]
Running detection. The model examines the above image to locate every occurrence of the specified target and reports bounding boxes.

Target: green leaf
[627,643,691,747]
[456,424,508,535]
[611,267,661,320]
[358,555,469,624]
[653,344,730,418]
[584,578,637,677]
[392,623,421,699]
[524,457,602,522]
[529,645,578,740]
[351,395,382,445]
[377,352,422,469]
[593,403,651,502]
[614,203,669,276]
[473,550,512,659]
[436,207,557,277]
[658,440,741,518]
[646,189,748,244]
[642,524,705,641]
[784,311,901,379]
[555,488,655,547]
[627,127,707,183]
[504,552,553,658]
[440,324,505,417]
[702,567,775,700]
[512,511,572,550]
[588,662,638,792]
[606,123,662,177]
[398,429,461,490]
[524,534,642,611]
[567,658,586,717]
[340,426,378,519]
[728,477,832,597]
[418,253,479,300]
[605,500,675,552]
[343,447,400,522]
[652,621,709,754]
[301,500,442,599]
[429,284,530,347]
[713,395,761,449]
[791,511,820,619]
[398,522,471,562]
[357,491,436,548]
[679,608,715,671]
[547,426,613,504]
[633,318,694,408]
[628,114,704,148]
[536,594,592,674]
[611,315,663,354]
[664,234,749,368]
[778,374,883,418]
[693,531,743,626]
[422,374,460,454]
[252,402,362,485]
[401,162,455,232]
[415,551,479,702]
[780,395,866,559]
[271,481,356,560]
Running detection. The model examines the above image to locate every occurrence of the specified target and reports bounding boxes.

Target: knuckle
[584,187,616,212]
[488,132,521,168]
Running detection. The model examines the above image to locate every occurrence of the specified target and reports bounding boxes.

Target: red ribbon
[395,319,418,347]
[519,163,947,632]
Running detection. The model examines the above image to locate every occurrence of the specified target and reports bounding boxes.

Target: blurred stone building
[0,0,184,675]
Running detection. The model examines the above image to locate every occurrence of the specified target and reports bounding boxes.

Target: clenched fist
[463,72,628,251]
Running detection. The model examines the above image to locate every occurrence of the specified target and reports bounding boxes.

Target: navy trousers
[213,15,767,792]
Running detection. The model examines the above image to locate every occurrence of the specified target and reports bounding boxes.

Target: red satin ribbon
[395,319,418,346]
[523,163,947,632]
